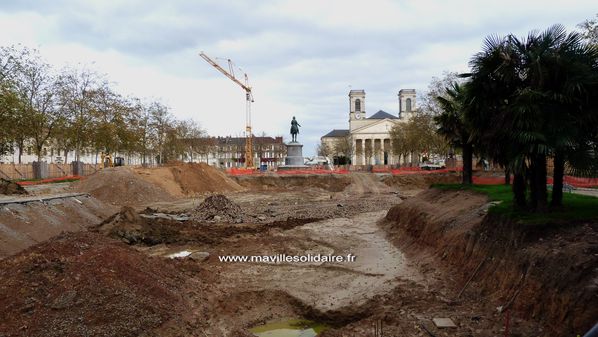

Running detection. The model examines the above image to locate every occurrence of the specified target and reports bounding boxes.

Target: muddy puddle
[250,319,328,337]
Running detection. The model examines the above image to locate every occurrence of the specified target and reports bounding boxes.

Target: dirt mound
[193,194,243,222]
[0,195,115,259]
[73,167,175,206]
[134,163,243,197]
[232,174,351,192]
[171,163,243,194]
[0,178,27,195]
[0,231,186,337]
[381,173,460,189]
[383,188,598,336]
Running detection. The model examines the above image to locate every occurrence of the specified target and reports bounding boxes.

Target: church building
[321,89,416,165]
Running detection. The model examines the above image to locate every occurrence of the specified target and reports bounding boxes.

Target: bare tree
[55,66,107,162]
[147,101,173,164]
[13,51,63,162]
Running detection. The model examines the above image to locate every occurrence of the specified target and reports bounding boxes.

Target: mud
[232,174,352,192]
[1,171,594,336]
[0,194,116,259]
[0,178,27,195]
[383,188,598,336]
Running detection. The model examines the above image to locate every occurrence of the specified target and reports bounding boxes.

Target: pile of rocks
[193,194,243,223]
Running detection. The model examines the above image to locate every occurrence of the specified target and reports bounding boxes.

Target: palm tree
[465,25,598,211]
[435,82,473,184]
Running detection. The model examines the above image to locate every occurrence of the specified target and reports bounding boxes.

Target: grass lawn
[432,183,598,225]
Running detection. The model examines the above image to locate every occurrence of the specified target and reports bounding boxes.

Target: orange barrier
[390,167,462,175]
[17,175,82,186]
[227,168,258,176]
[553,176,598,188]
[472,175,598,188]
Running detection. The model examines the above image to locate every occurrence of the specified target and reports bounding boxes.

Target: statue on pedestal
[290,116,301,142]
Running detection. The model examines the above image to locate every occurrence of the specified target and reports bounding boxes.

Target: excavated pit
[2,169,594,336]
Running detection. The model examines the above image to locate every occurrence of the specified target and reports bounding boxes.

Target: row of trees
[0,45,209,164]
[434,23,598,211]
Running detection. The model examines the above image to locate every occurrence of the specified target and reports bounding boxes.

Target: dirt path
[345,173,393,194]
[221,211,420,310]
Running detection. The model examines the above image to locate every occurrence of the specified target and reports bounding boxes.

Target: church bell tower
[349,89,366,121]
[398,89,416,120]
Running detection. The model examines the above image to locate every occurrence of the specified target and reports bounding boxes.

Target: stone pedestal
[281,142,308,169]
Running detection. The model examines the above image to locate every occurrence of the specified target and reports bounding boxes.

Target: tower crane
[199,52,255,168]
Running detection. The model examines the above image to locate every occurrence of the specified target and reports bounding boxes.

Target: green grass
[431,183,598,225]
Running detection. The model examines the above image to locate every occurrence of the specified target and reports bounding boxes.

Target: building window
[406,98,412,112]
[355,99,361,112]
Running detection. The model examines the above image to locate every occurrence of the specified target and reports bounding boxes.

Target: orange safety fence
[472,175,598,188]
[16,175,82,186]
[390,167,462,175]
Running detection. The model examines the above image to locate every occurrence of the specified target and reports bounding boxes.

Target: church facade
[321,89,416,165]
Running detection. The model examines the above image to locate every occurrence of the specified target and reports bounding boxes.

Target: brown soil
[0,195,116,259]
[192,194,243,222]
[134,163,243,197]
[383,188,598,336]
[381,172,461,189]
[3,172,595,336]
[232,174,352,192]
[0,231,188,337]
[73,167,175,206]
[0,178,27,195]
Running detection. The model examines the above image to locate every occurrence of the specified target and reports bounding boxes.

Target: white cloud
[0,0,596,155]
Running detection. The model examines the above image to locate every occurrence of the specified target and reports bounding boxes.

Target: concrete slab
[433,317,457,328]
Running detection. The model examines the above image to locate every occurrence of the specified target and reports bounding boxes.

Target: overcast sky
[0,0,595,156]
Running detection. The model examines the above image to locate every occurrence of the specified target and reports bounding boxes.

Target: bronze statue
[290,116,301,142]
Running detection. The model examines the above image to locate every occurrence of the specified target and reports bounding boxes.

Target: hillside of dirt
[1,178,27,195]
[0,195,116,259]
[73,167,175,206]
[232,174,352,192]
[134,163,243,197]
[381,172,461,189]
[0,231,189,337]
[382,188,598,336]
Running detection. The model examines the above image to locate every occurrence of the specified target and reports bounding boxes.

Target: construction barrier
[390,167,462,175]
[0,163,99,180]
[472,175,598,188]
[16,175,82,186]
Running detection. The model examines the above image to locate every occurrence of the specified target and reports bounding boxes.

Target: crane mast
[199,52,254,168]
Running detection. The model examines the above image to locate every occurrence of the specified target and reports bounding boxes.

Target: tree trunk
[17,141,23,164]
[530,154,548,212]
[504,167,511,185]
[513,173,526,209]
[551,152,565,208]
[462,143,473,185]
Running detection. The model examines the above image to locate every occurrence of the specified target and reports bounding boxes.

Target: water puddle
[250,319,328,337]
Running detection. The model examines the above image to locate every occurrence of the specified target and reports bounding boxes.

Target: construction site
[0,162,596,337]
[2,4,598,336]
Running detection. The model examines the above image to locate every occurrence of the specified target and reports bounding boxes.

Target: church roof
[368,110,399,120]
[322,129,350,138]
